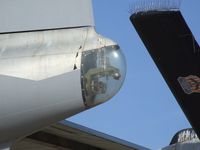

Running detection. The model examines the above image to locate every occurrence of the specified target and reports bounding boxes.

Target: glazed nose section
[81,45,126,107]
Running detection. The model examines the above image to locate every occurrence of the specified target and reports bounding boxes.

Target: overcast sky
[69,1,200,149]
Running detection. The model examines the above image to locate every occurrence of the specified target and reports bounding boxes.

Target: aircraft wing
[130,2,200,137]
[10,121,149,150]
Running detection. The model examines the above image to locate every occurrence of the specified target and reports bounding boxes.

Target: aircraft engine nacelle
[0,27,126,144]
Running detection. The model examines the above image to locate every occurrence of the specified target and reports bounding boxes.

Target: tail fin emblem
[178,75,200,94]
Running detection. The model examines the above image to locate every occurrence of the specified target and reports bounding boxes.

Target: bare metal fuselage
[0,27,118,143]
[0,1,126,148]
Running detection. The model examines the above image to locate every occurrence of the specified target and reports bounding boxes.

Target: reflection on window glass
[81,45,126,107]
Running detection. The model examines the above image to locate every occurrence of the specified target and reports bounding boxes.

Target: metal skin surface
[0,27,117,145]
[0,70,84,143]
[0,0,94,33]
[0,27,115,80]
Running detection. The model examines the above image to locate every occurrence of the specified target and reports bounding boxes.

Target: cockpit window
[81,45,126,107]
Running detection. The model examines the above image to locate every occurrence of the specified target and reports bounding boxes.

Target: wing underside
[10,121,149,150]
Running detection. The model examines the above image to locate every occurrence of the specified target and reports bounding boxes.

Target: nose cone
[81,45,126,107]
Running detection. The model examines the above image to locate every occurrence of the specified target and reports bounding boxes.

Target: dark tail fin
[130,10,200,135]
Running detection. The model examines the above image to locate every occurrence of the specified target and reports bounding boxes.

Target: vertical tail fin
[130,1,200,136]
